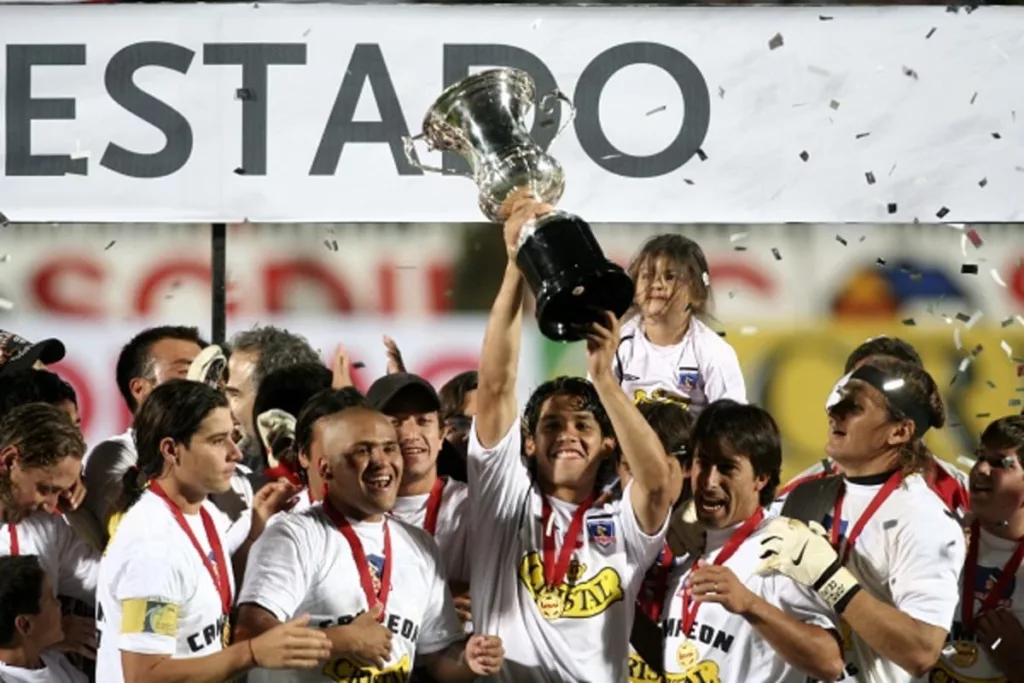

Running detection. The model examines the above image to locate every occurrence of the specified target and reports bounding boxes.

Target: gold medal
[536,587,565,621]
[675,639,700,671]
[221,618,232,648]
[949,640,979,668]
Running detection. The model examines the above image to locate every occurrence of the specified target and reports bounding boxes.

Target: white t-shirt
[389,478,471,584]
[0,512,98,603]
[237,504,463,683]
[917,526,1023,683]
[0,652,87,683]
[661,513,839,683]
[468,419,669,683]
[613,316,746,413]
[96,491,235,683]
[817,473,965,683]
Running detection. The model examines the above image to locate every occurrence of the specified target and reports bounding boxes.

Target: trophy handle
[539,90,577,151]
[402,134,473,177]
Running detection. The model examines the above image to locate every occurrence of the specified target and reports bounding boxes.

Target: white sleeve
[620,480,670,567]
[81,439,134,527]
[467,418,531,519]
[442,490,471,585]
[112,547,190,656]
[890,511,966,629]
[237,517,315,622]
[702,342,747,404]
[765,574,839,632]
[52,517,100,604]
[416,542,465,655]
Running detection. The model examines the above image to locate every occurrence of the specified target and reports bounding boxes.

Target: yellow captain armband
[121,599,179,638]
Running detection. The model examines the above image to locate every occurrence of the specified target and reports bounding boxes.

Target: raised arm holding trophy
[404,68,634,341]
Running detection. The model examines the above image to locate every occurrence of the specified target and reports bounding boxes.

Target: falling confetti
[856,132,871,140]
[936,206,950,219]
[729,232,749,243]
[829,100,840,110]
[954,328,962,350]
[1001,340,1014,358]
[235,88,255,101]
[966,311,984,330]
[966,229,983,247]
[718,87,726,99]
[976,413,992,419]
[771,248,782,261]
[865,171,876,185]
[1011,399,1023,408]
[991,269,1007,287]
[234,167,246,175]
[902,66,919,80]
[970,92,978,105]
[926,27,937,39]
[0,298,12,311]
[1002,317,1016,328]
[819,15,833,21]
[887,203,898,215]
[768,33,784,50]
[352,362,367,370]
[683,178,695,186]
[645,105,667,116]
[799,150,810,162]
[901,318,917,326]
[733,246,748,252]
[961,264,979,275]
[740,326,758,336]
[836,235,848,246]
[955,312,972,324]
[696,148,708,162]
[876,257,887,267]
[992,132,1002,139]
[104,240,116,250]
[978,177,988,188]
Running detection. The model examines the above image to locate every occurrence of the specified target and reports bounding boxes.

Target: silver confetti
[1001,340,1013,358]
[0,298,13,311]
[991,269,1007,287]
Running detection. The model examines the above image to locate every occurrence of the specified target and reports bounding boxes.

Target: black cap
[366,373,440,413]
[0,331,66,377]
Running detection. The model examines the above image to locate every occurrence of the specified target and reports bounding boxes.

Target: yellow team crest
[633,389,692,409]
[627,650,664,683]
[322,653,411,683]
[518,552,623,620]
[665,660,722,683]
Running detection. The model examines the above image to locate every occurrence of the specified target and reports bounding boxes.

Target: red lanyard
[149,482,232,617]
[423,477,448,537]
[640,543,675,622]
[679,508,764,634]
[7,524,18,556]
[831,471,903,565]
[961,520,1024,634]
[541,494,595,588]
[322,500,392,622]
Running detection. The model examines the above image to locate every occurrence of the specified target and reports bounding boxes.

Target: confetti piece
[0,298,12,311]
[876,257,887,267]
[966,311,984,330]
[600,154,622,160]
[987,380,997,389]
[1011,399,1023,408]
[235,88,255,101]
[740,326,758,336]
[991,269,1007,287]
[696,148,708,162]
[1002,340,1013,358]
[729,232,749,243]
[819,15,833,21]
[936,206,950,219]
[352,362,367,370]
[768,33,784,50]
[233,167,246,175]
[887,203,897,214]
[646,105,667,116]
[978,177,988,188]
[859,235,866,243]
[960,234,969,257]
[966,229,983,247]
[926,27,937,39]
[104,240,116,250]
[961,264,978,275]
[771,248,782,261]
[733,246,747,252]
[954,327,962,350]
[865,171,876,185]
[836,235,848,246]
[1002,317,1015,328]
[955,312,972,323]
[829,100,840,110]
[970,92,978,105]
[958,357,972,374]
[992,132,1002,139]
[976,413,991,419]
[683,178,695,186]
[718,87,726,99]
[531,19,541,30]
[728,290,738,299]
[902,66,919,80]
[901,318,916,326]
[855,132,871,140]
[799,150,810,162]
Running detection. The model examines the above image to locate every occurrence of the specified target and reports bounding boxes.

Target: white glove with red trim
[187,345,227,388]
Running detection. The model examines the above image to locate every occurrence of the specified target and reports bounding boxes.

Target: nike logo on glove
[793,541,808,566]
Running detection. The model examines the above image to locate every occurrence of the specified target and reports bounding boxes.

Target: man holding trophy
[407,69,672,682]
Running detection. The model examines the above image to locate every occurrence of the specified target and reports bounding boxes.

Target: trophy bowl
[405,68,635,342]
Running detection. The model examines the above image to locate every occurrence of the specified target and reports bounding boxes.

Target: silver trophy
[404,68,634,342]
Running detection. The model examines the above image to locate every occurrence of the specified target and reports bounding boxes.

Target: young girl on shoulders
[612,234,746,414]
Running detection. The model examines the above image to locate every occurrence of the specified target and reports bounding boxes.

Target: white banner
[0,4,1021,224]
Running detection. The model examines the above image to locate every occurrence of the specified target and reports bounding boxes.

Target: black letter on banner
[203,44,307,176]
[311,44,418,176]
[101,42,194,178]
[441,45,559,176]
[574,43,709,178]
[5,45,86,176]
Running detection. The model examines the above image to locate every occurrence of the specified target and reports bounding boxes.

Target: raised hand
[383,336,407,375]
[583,310,621,381]
[331,344,355,389]
[249,614,332,670]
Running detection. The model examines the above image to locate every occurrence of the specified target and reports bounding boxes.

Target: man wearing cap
[366,372,472,621]
[0,331,66,377]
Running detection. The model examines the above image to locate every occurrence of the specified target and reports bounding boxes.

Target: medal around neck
[536,586,566,621]
[404,68,635,342]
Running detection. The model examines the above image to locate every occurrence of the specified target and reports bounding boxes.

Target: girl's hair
[625,234,712,321]
[853,357,945,475]
[114,380,229,517]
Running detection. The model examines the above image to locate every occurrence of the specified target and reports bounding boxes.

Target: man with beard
[920,414,1024,682]
[235,394,504,682]
[366,373,471,623]
[0,403,98,662]
[761,358,964,682]
[225,326,321,474]
[468,197,673,682]
[82,326,206,539]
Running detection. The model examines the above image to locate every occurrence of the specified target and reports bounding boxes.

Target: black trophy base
[515,211,635,342]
